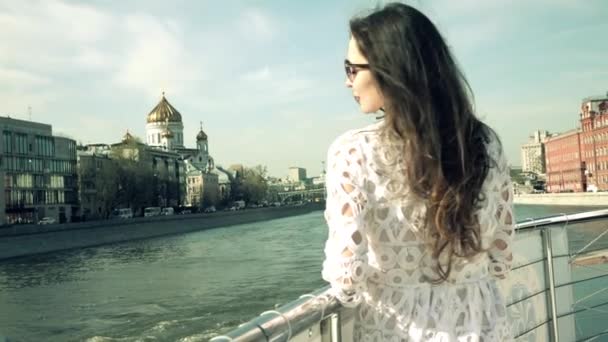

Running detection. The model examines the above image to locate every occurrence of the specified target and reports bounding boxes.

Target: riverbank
[0,203,324,260]
[514,192,608,207]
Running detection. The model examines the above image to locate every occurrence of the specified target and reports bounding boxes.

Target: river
[0,204,604,341]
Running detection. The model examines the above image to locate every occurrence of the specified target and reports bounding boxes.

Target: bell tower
[192,122,209,170]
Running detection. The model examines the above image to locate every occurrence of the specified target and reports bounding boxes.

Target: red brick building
[545,129,585,193]
[580,94,608,191]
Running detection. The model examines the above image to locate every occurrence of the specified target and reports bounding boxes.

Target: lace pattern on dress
[322,123,515,341]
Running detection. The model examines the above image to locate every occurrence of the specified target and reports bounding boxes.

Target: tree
[95,161,119,219]
[110,140,159,213]
[112,157,158,213]
[240,165,269,204]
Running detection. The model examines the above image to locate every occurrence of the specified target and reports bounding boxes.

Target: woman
[322,3,514,341]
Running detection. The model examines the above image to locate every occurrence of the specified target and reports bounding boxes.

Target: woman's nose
[345,77,353,88]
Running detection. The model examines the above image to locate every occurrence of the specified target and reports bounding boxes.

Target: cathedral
[144,93,228,208]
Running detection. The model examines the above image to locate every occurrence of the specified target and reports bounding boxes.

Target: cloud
[0,88,63,123]
[425,0,587,18]
[238,9,278,42]
[241,74,319,108]
[0,66,56,121]
[0,68,51,88]
[0,1,204,100]
[0,0,110,43]
[419,0,593,56]
[112,14,203,98]
[0,0,289,106]
[69,116,128,145]
[442,19,503,54]
[0,1,114,70]
[73,48,116,70]
[241,66,271,81]
[41,0,112,43]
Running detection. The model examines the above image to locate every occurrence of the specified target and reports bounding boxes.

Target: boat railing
[211,209,608,342]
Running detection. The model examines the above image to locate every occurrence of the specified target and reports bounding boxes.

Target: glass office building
[0,117,78,225]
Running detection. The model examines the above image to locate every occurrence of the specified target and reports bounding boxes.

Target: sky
[1,0,607,178]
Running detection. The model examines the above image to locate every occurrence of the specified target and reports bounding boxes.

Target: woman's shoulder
[328,121,382,153]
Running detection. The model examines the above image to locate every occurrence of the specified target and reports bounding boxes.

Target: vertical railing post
[320,312,341,342]
[330,313,341,341]
[543,227,560,341]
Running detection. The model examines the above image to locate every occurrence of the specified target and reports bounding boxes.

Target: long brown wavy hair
[350,3,500,282]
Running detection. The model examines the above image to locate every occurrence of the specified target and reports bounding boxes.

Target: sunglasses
[344,59,370,82]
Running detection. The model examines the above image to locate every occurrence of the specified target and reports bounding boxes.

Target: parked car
[234,200,246,210]
[161,207,174,216]
[113,208,133,219]
[144,207,162,217]
[38,217,56,225]
[204,206,216,213]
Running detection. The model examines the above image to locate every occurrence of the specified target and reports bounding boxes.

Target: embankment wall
[514,193,608,207]
[0,204,323,260]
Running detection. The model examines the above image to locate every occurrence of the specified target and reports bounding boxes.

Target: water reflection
[0,235,189,290]
[0,251,91,289]
[101,236,189,265]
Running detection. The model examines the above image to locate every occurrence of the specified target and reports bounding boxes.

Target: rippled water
[0,205,604,341]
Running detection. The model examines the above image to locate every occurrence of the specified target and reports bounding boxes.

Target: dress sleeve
[321,136,368,307]
[488,147,515,279]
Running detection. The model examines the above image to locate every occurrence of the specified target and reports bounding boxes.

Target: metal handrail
[516,208,608,231]
[211,209,608,341]
[210,286,338,341]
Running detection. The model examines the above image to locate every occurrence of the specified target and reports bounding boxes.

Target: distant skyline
[1,0,607,178]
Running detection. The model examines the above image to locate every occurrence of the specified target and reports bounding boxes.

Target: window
[35,136,54,157]
[3,131,12,153]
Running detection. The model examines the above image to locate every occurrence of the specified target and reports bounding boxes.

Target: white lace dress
[322,122,514,342]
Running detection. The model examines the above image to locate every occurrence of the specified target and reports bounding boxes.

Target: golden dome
[147,93,182,124]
